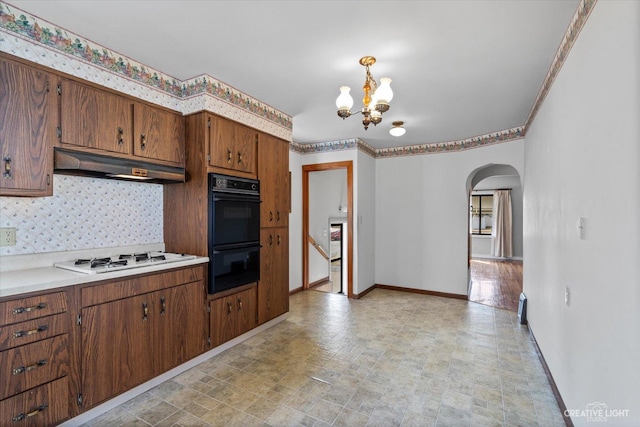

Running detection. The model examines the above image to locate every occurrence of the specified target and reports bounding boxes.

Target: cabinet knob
[142,302,149,321]
[140,133,147,150]
[227,301,232,315]
[3,156,11,179]
[237,298,243,311]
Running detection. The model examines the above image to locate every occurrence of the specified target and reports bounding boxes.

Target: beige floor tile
[79,289,565,427]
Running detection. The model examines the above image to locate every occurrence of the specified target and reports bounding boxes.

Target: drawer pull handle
[12,404,48,422]
[227,149,232,163]
[12,359,48,375]
[237,151,243,165]
[13,325,48,338]
[3,156,11,179]
[237,298,243,311]
[142,302,149,321]
[117,127,124,145]
[140,133,147,150]
[160,296,166,316]
[226,301,232,315]
[12,302,47,315]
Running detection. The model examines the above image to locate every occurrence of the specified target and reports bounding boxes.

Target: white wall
[356,151,376,294]
[308,169,347,283]
[375,140,524,295]
[523,2,639,424]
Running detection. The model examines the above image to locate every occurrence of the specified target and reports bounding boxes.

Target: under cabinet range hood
[54,148,185,184]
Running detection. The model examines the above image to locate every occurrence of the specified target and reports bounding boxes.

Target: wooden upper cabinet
[258,133,289,227]
[133,102,185,165]
[0,57,58,197]
[208,114,256,175]
[60,79,132,155]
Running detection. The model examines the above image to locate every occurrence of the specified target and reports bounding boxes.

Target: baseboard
[354,285,376,299]
[472,255,523,261]
[309,276,330,288]
[289,286,303,295]
[528,325,573,427]
[373,284,468,300]
[59,313,288,427]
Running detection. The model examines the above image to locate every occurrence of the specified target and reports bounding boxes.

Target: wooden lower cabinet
[0,377,69,427]
[79,268,208,409]
[258,228,289,324]
[209,286,257,348]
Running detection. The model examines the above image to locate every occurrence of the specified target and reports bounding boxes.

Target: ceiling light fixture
[336,56,393,130]
[389,121,406,137]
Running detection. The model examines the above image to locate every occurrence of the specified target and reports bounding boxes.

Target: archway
[466,164,523,311]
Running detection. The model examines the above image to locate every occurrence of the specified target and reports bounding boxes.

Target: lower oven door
[209,244,260,294]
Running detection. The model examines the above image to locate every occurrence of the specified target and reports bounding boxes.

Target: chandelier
[335,56,393,130]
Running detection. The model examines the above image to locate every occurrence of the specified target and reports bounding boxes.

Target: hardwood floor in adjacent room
[469,258,523,312]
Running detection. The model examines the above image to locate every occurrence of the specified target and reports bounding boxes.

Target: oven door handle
[212,242,261,254]
[212,194,261,203]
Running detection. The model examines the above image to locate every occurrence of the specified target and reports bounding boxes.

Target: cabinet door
[272,228,290,318]
[208,115,235,170]
[236,286,257,335]
[154,281,207,374]
[133,103,185,165]
[233,124,257,174]
[258,228,289,324]
[258,133,289,227]
[0,57,57,196]
[60,79,132,155]
[209,295,237,348]
[81,293,153,409]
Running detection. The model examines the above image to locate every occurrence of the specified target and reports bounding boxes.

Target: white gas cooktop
[54,252,197,275]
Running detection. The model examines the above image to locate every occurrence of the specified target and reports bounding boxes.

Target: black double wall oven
[208,173,261,294]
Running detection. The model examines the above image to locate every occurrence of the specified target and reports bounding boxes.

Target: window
[470,194,493,235]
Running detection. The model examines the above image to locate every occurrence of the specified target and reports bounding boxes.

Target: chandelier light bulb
[375,77,393,104]
[336,86,354,110]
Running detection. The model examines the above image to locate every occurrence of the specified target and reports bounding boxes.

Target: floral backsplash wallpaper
[0,175,163,256]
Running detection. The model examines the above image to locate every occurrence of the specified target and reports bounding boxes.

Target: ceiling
[7,0,581,149]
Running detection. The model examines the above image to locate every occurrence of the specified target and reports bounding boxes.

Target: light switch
[577,217,586,240]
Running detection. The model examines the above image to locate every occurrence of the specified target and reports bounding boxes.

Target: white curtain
[491,189,513,258]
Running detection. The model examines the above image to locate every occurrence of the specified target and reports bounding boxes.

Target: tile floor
[82,289,565,427]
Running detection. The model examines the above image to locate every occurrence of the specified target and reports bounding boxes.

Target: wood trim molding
[289,286,303,296]
[354,286,376,299]
[309,277,330,289]
[374,284,468,300]
[528,325,574,427]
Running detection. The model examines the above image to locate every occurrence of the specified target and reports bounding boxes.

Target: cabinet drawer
[0,377,69,427]
[0,335,69,400]
[0,313,69,351]
[0,292,67,325]
[81,265,204,306]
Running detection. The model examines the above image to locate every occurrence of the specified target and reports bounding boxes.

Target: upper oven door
[211,192,260,247]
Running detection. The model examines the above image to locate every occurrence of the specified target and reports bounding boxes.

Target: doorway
[302,161,353,297]
[466,164,523,311]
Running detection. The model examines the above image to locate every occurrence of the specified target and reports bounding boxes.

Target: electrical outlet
[0,227,17,246]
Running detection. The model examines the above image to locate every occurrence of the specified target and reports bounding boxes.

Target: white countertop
[0,244,208,298]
